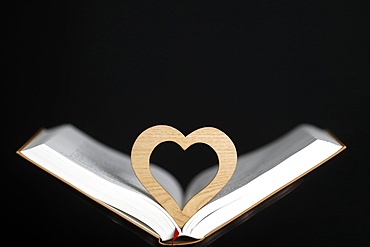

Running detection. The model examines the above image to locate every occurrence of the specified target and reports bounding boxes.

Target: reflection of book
[16,124,345,245]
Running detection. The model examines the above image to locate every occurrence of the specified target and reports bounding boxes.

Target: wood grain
[131,125,237,228]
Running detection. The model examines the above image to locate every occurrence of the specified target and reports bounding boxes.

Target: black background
[9,1,369,246]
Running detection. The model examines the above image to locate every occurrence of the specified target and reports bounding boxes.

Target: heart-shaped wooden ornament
[131,125,237,228]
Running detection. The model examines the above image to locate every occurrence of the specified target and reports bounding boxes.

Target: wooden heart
[131,125,237,228]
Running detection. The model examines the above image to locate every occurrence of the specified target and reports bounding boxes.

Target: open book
[16,124,345,245]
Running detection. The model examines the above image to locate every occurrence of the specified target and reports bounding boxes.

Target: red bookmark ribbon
[171,228,179,246]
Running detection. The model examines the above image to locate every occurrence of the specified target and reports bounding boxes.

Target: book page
[40,124,184,207]
[186,135,343,239]
[184,124,335,203]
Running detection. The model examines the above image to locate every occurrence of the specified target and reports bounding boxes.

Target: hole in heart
[150,142,218,209]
